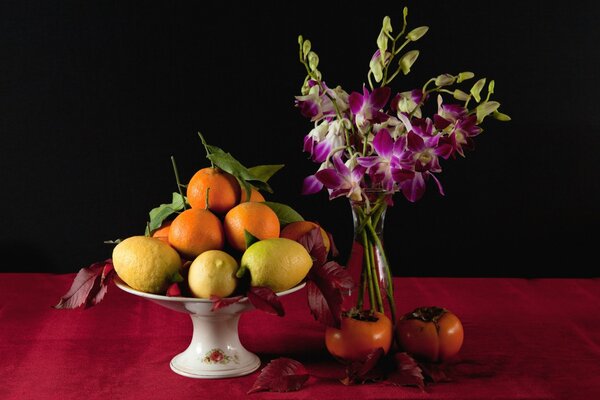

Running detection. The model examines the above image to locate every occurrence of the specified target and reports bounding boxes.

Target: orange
[168,208,224,259]
[239,187,265,202]
[151,220,172,243]
[186,167,241,214]
[280,220,331,253]
[223,202,280,251]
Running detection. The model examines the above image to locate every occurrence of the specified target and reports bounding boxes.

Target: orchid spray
[295,8,509,322]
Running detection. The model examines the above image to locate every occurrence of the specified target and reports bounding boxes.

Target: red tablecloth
[1,274,599,399]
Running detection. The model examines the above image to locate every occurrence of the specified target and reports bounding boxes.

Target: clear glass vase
[343,190,396,323]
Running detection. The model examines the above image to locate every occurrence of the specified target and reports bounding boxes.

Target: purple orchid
[434,99,483,158]
[295,81,349,122]
[391,89,426,118]
[303,119,348,163]
[357,129,397,191]
[315,156,366,201]
[348,86,391,133]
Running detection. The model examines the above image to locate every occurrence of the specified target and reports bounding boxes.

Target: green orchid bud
[476,101,500,123]
[457,71,475,83]
[377,30,388,53]
[382,16,392,33]
[313,69,322,81]
[303,40,312,60]
[470,78,486,102]
[298,35,304,46]
[488,80,495,95]
[492,110,511,121]
[308,51,319,71]
[435,74,455,87]
[453,89,470,101]
[406,26,429,41]
[399,50,419,75]
[301,75,310,95]
[370,57,384,82]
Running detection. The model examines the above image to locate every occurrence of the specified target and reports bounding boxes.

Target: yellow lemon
[240,238,312,293]
[112,236,182,294]
[188,250,239,298]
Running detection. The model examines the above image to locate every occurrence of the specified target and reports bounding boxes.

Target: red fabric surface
[1,274,599,400]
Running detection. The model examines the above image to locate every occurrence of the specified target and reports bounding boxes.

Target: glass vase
[343,190,396,323]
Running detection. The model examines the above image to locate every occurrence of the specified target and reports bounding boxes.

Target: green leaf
[406,26,429,41]
[145,192,186,235]
[244,230,260,249]
[263,201,304,226]
[470,78,486,103]
[248,164,284,182]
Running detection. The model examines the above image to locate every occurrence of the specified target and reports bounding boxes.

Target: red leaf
[341,347,386,385]
[297,226,327,265]
[247,286,285,316]
[53,259,115,309]
[209,295,244,312]
[419,361,453,383]
[386,352,425,391]
[248,357,309,394]
[306,261,353,328]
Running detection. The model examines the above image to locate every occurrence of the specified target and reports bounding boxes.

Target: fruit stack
[112,165,321,300]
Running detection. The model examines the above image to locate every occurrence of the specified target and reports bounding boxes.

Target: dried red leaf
[247,286,285,316]
[297,226,328,265]
[53,259,115,309]
[209,295,244,312]
[386,352,425,391]
[248,357,309,394]
[325,229,339,258]
[419,361,453,383]
[341,347,386,385]
[306,261,353,329]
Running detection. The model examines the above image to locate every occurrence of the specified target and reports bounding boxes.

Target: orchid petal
[372,129,394,158]
[370,87,391,109]
[315,168,343,189]
[301,175,323,195]
[348,92,364,114]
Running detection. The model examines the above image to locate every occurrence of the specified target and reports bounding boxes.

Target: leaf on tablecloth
[419,361,453,383]
[386,352,425,391]
[248,357,309,394]
[247,286,285,316]
[209,295,244,311]
[53,259,115,309]
[341,347,386,385]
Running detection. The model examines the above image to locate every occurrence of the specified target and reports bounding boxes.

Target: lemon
[112,236,182,294]
[188,250,239,298]
[240,238,312,292]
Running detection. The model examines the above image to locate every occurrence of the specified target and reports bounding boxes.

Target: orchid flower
[315,155,366,201]
[349,86,391,133]
[303,118,349,163]
[357,129,398,192]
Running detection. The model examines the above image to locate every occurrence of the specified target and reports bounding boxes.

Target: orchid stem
[366,221,396,324]
[362,229,376,310]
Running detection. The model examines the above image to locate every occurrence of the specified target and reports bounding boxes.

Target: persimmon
[325,310,393,362]
[396,306,464,362]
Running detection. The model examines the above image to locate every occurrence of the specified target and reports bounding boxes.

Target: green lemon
[240,238,313,293]
[112,236,182,294]
[188,250,239,299]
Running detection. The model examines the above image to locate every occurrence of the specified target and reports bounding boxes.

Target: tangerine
[151,220,172,243]
[280,220,331,253]
[223,202,280,252]
[240,187,265,202]
[168,208,224,259]
[186,167,240,214]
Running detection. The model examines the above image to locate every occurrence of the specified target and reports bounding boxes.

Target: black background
[1,1,598,277]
